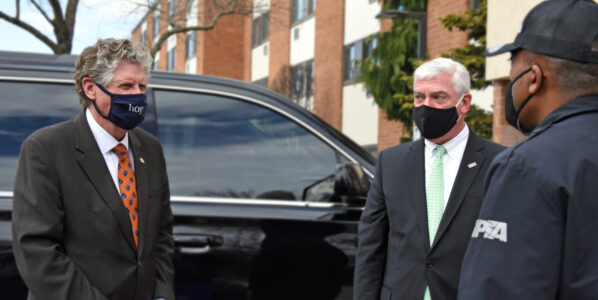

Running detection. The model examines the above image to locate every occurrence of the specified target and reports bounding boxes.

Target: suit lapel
[129,131,150,255]
[405,139,430,251]
[74,112,138,253]
[431,132,486,249]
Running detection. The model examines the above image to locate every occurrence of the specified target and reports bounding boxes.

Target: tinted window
[0,81,80,190]
[154,90,347,201]
[0,81,157,191]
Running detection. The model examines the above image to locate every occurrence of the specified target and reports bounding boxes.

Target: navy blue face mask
[91,82,147,130]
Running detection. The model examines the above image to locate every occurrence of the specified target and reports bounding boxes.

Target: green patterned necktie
[424,145,446,300]
[427,145,446,243]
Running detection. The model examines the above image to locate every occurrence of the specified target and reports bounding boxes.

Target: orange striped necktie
[112,143,139,247]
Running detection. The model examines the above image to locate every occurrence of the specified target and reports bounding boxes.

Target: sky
[0,0,148,55]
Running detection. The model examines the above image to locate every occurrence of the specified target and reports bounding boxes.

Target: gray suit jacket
[12,112,175,300]
[354,131,505,300]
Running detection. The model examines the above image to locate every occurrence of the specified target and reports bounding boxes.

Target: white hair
[413,57,470,96]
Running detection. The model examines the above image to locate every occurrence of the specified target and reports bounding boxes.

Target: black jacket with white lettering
[458,95,598,299]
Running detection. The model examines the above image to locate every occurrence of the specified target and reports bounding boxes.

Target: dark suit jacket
[12,112,175,300]
[354,130,505,300]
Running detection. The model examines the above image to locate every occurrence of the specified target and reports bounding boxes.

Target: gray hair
[413,57,471,96]
[73,38,153,109]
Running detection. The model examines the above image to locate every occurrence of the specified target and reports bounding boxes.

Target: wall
[486,0,541,80]
[341,0,381,147]
[313,0,345,130]
[426,0,469,58]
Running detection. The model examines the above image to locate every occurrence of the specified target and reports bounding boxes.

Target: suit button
[425,261,432,268]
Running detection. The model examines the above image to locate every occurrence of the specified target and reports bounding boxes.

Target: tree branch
[15,0,20,19]
[150,0,239,59]
[29,0,54,25]
[47,0,65,23]
[64,0,79,37]
[0,10,58,52]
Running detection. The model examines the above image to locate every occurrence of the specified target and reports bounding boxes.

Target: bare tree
[0,0,286,56]
[270,63,313,109]
[0,0,79,54]
[137,0,284,60]
[270,64,290,98]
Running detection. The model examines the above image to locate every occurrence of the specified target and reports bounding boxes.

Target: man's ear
[528,64,544,95]
[82,78,96,100]
[459,93,472,115]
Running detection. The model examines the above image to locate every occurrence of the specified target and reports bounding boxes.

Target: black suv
[0,51,375,300]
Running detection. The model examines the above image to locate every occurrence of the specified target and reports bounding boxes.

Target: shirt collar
[424,125,469,159]
[86,108,129,154]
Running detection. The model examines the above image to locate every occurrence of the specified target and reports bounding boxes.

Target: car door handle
[174,234,223,255]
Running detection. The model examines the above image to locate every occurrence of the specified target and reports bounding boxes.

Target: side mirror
[334,163,370,205]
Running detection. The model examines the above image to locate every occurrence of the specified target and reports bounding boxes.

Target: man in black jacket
[458,1,598,299]
[354,57,504,300]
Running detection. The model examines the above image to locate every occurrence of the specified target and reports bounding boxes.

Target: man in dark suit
[12,38,175,300]
[354,57,505,300]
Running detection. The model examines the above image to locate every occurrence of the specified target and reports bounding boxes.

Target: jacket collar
[529,95,598,138]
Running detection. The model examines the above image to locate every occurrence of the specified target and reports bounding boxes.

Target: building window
[290,60,314,102]
[167,48,176,71]
[141,30,146,46]
[169,0,178,17]
[186,31,196,59]
[344,37,377,82]
[154,59,159,71]
[252,12,270,47]
[291,0,315,24]
[252,77,269,89]
[153,14,160,38]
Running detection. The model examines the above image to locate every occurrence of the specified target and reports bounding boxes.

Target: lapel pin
[468,162,478,168]
[140,157,145,164]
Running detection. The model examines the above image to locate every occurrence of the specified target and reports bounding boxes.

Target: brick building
[132,0,489,152]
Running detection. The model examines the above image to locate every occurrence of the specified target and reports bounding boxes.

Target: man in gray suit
[354,57,505,300]
[12,38,174,300]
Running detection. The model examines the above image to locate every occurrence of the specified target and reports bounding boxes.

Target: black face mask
[504,66,544,135]
[412,95,463,140]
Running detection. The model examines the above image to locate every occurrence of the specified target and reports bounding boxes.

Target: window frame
[343,36,378,83]
[167,48,176,71]
[169,0,178,17]
[291,0,316,25]
[185,31,197,60]
[252,11,270,48]
[141,29,147,46]
[289,59,314,104]
[153,14,160,38]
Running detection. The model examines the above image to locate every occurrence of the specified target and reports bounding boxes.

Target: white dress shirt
[86,108,134,193]
[424,125,469,210]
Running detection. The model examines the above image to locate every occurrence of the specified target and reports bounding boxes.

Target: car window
[153,89,348,202]
[0,80,157,191]
[0,81,80,190]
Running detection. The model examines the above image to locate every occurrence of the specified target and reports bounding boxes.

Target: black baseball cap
[485,0,598,63]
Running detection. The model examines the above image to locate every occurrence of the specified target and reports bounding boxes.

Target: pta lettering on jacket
[129,104,144,114]
[471,219,507,242]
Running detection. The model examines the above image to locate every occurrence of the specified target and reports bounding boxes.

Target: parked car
[0,51,375,300]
